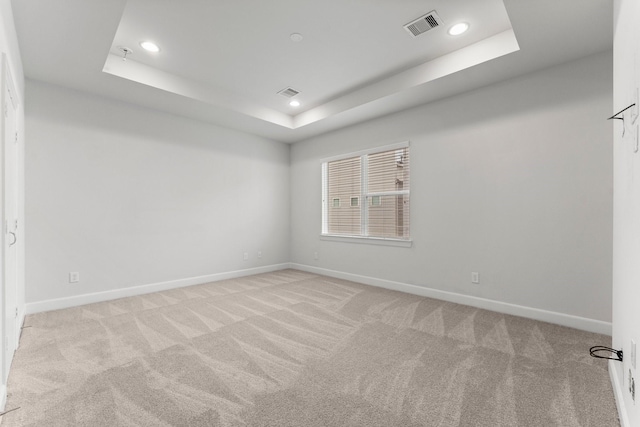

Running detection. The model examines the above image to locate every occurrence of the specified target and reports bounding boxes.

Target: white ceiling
[12,0,612,143]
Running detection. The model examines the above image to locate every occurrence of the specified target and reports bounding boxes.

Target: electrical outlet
[69,272,80,283]
[632,340,637,370]
[257,251,262,258]
[471,272,479,284]
[314,252,319,260]
[243,252,248,261]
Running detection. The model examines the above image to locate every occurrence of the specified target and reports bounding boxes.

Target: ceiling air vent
[404,11,444,37]
[277,87,300,98]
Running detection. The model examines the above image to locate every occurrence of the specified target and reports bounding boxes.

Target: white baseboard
[25,263,291,315]
[24,262,612,335]
[291,263,612,335]
[609,360,630,427]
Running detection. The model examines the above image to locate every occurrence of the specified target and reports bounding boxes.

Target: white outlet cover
[632,339,637,370]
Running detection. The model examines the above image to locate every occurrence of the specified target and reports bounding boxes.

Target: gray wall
[25,81,290,305]
[291,51,613,323]
[24,51,614,328]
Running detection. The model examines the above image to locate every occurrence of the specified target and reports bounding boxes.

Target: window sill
[320,234,413,247]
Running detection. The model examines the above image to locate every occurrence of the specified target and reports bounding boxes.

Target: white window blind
[322,143,410,241]
[326,156,361,236]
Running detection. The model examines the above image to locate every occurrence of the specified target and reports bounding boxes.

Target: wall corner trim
[25,263,292,315]
[290,263,612,335]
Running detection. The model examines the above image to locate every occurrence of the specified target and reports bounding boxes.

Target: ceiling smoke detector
[404,11,444,37]
[277,87,300,98]
[290,33,303,42]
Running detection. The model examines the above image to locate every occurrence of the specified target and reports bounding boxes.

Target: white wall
[611,0,640,425]
[1,0,26,317]
[0,0,25,310]
[0,1,23,94]
[291,51,613,330]
[25,81,290,308]
[0,0,25,411]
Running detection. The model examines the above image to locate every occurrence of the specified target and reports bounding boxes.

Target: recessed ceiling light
[140,41,160,52]
[448,22,469,36]
[290,33,303,42]
[289,100,301,107]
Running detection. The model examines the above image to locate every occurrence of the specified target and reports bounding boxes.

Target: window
[322,142,410,242]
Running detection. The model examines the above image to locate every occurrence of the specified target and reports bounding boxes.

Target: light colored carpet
[3,269,619,426]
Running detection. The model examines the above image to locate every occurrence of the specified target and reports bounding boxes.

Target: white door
[2,56,18,383]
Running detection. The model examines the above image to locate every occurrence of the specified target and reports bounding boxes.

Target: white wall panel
[291,52,613,324]
[25,81,290,304]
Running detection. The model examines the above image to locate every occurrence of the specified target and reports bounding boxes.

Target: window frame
[321,141,412,247]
